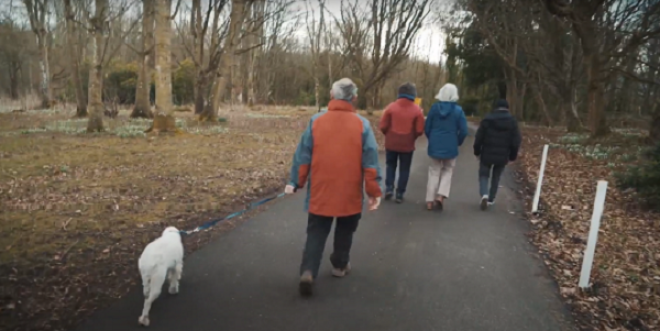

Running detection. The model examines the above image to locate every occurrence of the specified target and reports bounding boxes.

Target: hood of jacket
[438,101,457,118]
[487,108,516,131]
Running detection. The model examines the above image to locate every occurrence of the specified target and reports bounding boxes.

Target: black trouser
[385,150,414,195]
[300,213,361,278]
[478,161,506,202]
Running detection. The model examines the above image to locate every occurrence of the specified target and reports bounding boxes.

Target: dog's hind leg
[176,260,183,280]
[141,270,151,298]
[168,262,183,294]
[138,266,165,327]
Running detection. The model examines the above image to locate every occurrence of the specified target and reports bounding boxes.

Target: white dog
[137,226,184,327]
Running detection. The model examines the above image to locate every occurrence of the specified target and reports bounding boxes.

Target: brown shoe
[426,202,434,210]
[436,197,444,211]
[299,270,313,296]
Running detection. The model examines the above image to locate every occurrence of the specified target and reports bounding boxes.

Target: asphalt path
[75,126,575,331]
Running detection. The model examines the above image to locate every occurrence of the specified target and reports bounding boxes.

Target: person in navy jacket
[473,99,521,210]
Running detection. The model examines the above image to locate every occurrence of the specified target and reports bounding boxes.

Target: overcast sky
[291,0,449,64]
[1,0,449,64]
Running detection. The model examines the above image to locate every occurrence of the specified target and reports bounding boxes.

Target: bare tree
[85,0,108,132]
[545,0,660,136]
[63,0,87,117]
[237,2,252,105]
[149,0,177,132]
[178,0,230,115]
[304,0,326,110]
[22,0,53,108]
[334,0,430,109]
[247,0,266,107]
[464,0,527,117]
[85,0,138,132]
[131,0,154,119]
[256,0,295,104]
[200,0,247,121]
[0,4,32,101]
[645,36,660,142]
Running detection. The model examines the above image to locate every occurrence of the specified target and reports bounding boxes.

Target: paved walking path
[75,129,574,331]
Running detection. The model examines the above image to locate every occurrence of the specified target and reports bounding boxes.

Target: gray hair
[331,78,358,102]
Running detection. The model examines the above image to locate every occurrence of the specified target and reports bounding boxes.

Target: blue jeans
[479,162,505,202]
[300,213,361,278]
[385,150,414,195]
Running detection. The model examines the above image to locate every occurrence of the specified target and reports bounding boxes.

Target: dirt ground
[0,103,384,331]
[5,103,658,331]
[515,125,659,331]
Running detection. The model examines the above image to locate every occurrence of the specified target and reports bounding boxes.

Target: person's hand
[368,197,381,211]
[284,185,296,194]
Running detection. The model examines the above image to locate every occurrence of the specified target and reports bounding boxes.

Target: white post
[531,144,549,213]
[578,180,608,289]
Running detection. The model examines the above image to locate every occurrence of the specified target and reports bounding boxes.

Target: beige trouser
[426,158,457,202]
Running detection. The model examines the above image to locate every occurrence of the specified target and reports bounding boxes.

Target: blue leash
[180,192,286,236]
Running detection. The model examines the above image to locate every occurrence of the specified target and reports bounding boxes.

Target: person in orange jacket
[379,83,425,203]
[284,78,382,296]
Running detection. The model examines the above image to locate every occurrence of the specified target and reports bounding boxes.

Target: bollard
[531,144,549,213]
[578,180,608,289]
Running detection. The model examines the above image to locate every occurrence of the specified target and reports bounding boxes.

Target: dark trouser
[479,162,506,202]
[385,150,414,195]
[300,213,361,278]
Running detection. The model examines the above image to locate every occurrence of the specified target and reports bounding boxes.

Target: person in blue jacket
[424,83,468,211]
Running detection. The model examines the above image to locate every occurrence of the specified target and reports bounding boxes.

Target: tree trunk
[650,103,660,144]
[132,0,154,118]
[64,0,87,117]
[532,83,552,126]
[201,0,245,121]
[194,74,208,114]
[505,68,518,117]
[239,3,252,105]
[247,53,257,107]
[37,33,52,109]
[372,81,384,110]
[571,18,609,137]
[248,0,265,108]
[327,51,333,88]
[564,90,583,132]
[149,0,176,132]
[86,0,107,133]
[585,55,608,137]
[28,60,34,96]
[8,66,19,100]
[616,56,637,114]
[191,0,206,114]
[313,76,320,110]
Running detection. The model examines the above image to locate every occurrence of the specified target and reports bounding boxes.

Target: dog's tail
[139,261,162,292]
[147,265,167,296]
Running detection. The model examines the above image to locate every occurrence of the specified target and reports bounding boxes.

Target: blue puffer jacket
[424,101,468,159]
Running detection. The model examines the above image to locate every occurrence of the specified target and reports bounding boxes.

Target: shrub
[615,143,660,210]
[105,61,139,104]
[294,90,315,106]
[172,59,195,105]
[459,96,480,117]
[60,59,196,106]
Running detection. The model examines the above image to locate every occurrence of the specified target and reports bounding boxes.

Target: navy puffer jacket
[473,100,522,166]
